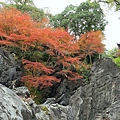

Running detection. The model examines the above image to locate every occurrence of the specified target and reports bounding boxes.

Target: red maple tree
[0,7,105,89]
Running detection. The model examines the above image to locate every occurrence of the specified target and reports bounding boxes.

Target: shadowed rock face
[55,78,83,106]
[79,58,120,120]
[0,48,23,88]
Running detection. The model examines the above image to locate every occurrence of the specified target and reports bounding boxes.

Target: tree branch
[97,0,120,5]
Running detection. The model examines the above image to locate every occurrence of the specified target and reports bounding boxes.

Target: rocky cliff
[79,58,120,120]
[0,47,120,120]
[0,48,23,88]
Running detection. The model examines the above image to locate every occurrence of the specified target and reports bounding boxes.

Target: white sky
[33,0,120,50]
[33,0,84,15]
[104,11,120,50]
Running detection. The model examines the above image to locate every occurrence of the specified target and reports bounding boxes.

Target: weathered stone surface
[41,98,74,120]
[0,48,23,88]
[102,100,120,120]
[0,84,74,120]
[12,86,30,98]
[0,84,34,120]
[69,87,83,120]
[55,78,83,106]
[79,58,120,120]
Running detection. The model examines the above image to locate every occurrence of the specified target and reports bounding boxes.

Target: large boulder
[0,84,34,120]
[0,84,53,120]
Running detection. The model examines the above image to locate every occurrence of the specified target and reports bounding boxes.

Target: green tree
[105,47,120,67]
[105,47,119,58]
[0,0,34,6]
[0,0,46,22]
[92,0,120,11]
[50,1,107,37]
[50,4,76,30]
[13,4,45,22]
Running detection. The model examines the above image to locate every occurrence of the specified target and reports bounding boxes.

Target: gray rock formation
[41,102,73,120]
[0,56,120,120]
[0,84,74,120]
[55,78,83,106]
[12,86,30,98]
[79,58,120,120]
[0,48,23,88]
[46,58,120,120]
[0,84,34,120]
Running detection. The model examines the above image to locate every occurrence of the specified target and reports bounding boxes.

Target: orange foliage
[0,8,35,35]
[0,7,49,50]
[22,59,60,88]
[0,7,105,89]
[64,56,80,64]
[22,59,54,74]
[29,28,79,54]
[78,30,105,56]
[21,75,60,89]
[37,18,49,28]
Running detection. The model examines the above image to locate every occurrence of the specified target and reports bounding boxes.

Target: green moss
[113,57,120,68]
[40,105,49,114]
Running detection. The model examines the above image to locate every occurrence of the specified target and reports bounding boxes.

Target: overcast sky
[33,0,120,50]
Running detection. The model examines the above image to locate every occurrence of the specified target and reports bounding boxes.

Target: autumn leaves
[0,7,105,89]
